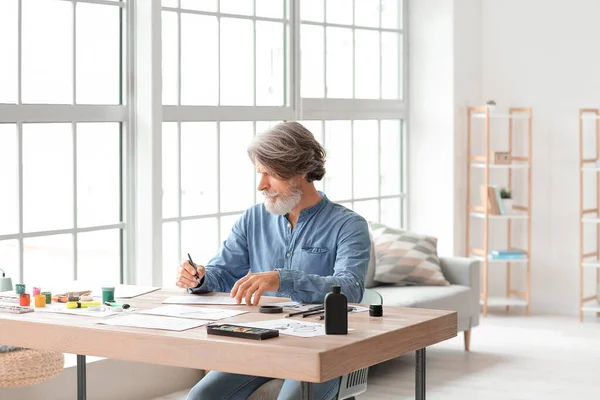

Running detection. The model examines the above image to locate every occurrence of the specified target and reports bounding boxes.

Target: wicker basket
[0,349,64,388]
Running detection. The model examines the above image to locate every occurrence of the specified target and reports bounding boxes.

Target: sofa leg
[464,329,471,352]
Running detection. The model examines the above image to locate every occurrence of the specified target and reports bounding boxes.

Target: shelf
[581,166,600,171]
[582,260,600,268]
[470,212,529,220]
[582,216,600,223]
[471,255,529,263]
[480,297,528,307]
[581,298,600,313]
[471,163,530,169]
[471,113,530,120]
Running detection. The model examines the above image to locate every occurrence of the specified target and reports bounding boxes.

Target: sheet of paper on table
[0,292,20,304]
[269,301,369,314]
[163,295,240,305]
[235,318,354,338]
[137,305,247,321]
[34,304,138,318]
[97,314,209,331]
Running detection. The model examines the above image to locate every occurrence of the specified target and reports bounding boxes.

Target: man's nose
[257,175,269,191]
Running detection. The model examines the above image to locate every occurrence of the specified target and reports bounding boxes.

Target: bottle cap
[369,304,383,317]
[331,285,341,294]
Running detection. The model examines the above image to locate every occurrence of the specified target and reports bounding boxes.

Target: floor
[154,312,600,399]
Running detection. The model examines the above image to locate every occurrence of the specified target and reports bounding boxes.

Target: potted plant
[500,188,513,214]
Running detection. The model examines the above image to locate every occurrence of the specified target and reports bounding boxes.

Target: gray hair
[247,121,326,182]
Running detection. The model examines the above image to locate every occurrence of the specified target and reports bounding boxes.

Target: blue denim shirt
[190,192,371,303]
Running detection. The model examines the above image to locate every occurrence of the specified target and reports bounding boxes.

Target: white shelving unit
[466,106,533,317]
[579,108,600,321]
[482,297,529,308]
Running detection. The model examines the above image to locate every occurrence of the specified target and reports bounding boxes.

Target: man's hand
[231,271,280,306]
[176,260,205,289]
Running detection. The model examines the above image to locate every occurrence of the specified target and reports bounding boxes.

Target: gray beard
[263,186,302,215]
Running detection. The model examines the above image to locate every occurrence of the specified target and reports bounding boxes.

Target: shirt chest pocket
[297,246,335,276]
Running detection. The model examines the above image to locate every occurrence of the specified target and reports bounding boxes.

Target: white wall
[408,0,456,257]
[481,0,600,315]
[408,0,482,258]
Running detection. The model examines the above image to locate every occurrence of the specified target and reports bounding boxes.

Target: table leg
[301,381,313,400]
[77,354,87,400]
[415,348,426,400]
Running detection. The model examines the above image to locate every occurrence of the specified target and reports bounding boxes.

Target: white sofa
[368,256,480,351]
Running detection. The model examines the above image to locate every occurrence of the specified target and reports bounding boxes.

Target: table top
[0,290,457,383]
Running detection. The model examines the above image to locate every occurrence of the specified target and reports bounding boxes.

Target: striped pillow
[369,222,449,286]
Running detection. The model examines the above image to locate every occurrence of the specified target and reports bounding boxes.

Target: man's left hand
[231,271,280,306]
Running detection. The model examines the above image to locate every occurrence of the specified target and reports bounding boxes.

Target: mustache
[262,190,279,198]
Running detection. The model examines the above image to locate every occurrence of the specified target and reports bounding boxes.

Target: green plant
[500,188,512,199]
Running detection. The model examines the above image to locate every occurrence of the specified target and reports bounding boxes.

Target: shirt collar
[284,191,330,222]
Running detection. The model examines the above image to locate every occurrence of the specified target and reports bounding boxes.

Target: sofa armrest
[440,256,480,289]
[440,256,481,330]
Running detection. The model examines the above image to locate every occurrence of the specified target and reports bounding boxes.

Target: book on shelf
[489,250,526,259]
[479,185,509,215]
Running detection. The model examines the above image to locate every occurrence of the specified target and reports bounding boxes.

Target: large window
[0,0,127,289]
[160,0,406,287]
[1,0,405,289]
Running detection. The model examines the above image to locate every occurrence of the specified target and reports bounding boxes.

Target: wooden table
[0,290,457,400]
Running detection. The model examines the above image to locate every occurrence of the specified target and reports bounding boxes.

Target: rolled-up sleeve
[189,213,251,294]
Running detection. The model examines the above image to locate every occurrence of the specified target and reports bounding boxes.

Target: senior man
[177,121,371,400]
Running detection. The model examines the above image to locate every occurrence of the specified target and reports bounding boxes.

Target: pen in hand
[187,253,201,284]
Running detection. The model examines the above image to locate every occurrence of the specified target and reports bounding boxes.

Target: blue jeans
[186,371,340,400]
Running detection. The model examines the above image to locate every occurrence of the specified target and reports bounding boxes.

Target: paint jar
[41,291,52,304]
[34,294,46,307]
[102,286,115,303]
[19,293,30,306]
[32,287,41,296]
[15,284,26,294]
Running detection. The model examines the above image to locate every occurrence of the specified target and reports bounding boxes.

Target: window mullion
[17,122,24,284]
[290,0,301,119]
[130,0,163,287]
[72,2,78,281]
[72,122,78,280]
[17,0,22,105]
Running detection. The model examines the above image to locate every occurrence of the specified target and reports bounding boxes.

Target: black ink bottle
[324,285,348,334]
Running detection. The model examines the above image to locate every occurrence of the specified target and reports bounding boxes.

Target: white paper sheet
[162,295,241,305]
[137,305,247,321]
[34,304,138,318]
[235,318,353,338]
[97,314,209,331]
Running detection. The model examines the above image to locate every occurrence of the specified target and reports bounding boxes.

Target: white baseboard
[0,358,203,400]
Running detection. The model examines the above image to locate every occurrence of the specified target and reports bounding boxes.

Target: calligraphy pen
[188,253,202,284]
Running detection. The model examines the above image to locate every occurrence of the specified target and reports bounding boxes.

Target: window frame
[0,0,128,285]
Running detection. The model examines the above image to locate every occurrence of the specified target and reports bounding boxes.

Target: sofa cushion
[373,284,471,322]
[369,222,449,286]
